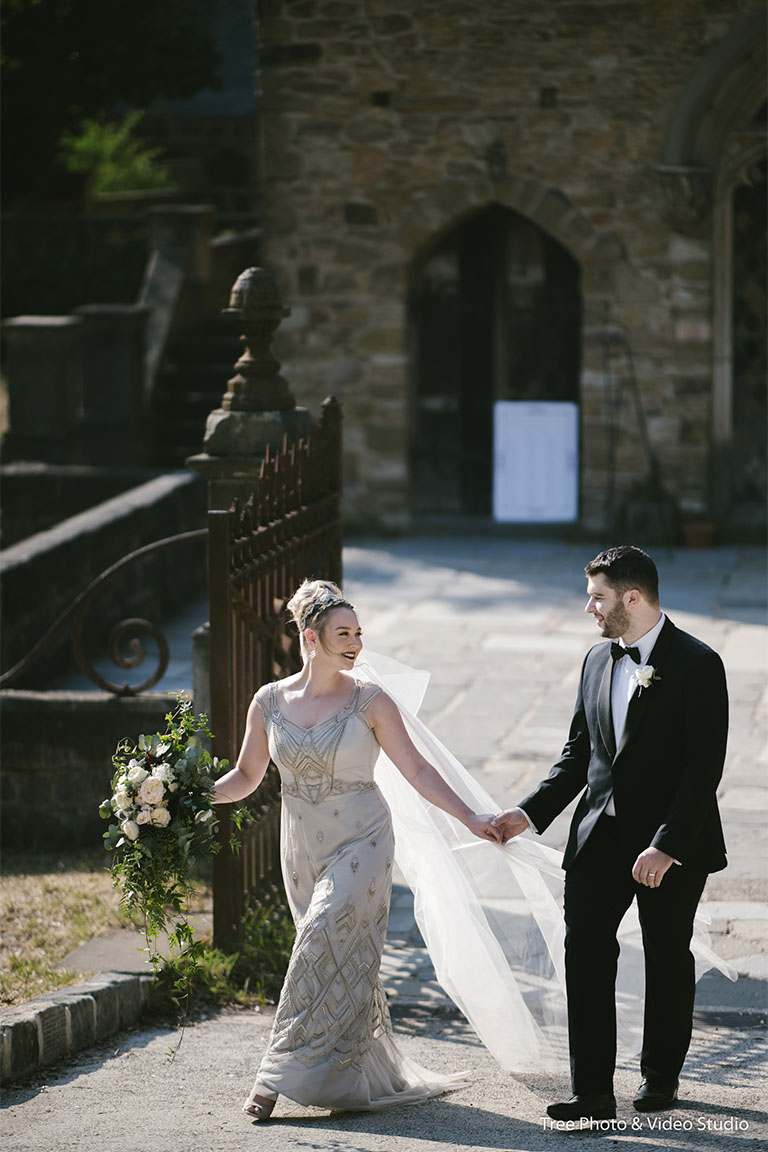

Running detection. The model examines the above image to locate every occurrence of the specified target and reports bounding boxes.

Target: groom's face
[585,573,631,639]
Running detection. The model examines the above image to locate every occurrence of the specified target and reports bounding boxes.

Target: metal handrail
[0,528,208,696]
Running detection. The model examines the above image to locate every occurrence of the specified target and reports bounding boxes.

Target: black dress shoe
[633,1078,679,1112]
[547,1093,617,1121]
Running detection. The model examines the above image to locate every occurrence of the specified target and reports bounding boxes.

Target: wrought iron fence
[209,396,343,947]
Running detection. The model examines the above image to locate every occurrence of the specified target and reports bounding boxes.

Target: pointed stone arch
[404,176,620,273]
[404,186,629,527]
[656,8,767,532]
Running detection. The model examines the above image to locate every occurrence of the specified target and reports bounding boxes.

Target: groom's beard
[597,600,631,639]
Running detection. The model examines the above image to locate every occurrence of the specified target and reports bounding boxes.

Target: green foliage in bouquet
[149,902,296,1015]
[99,695,228,1050]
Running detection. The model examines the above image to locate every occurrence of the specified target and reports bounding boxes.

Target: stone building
[254,0,766,535]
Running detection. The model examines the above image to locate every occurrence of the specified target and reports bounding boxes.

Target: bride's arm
[368,692,501,843]
[212,694,271,804]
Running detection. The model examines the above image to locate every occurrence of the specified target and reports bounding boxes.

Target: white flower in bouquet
[194,808,213,824]
[151,805,171,828]
[112,787,132,814]
[136,807,153,825]
[127,761,149,786]
[138,775,165,806]
[151,762,174,784]
[121,819,140,841]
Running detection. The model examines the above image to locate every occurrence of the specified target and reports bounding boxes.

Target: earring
[309,650,316,661]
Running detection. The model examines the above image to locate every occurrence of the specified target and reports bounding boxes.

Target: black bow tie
[611,642,641,664]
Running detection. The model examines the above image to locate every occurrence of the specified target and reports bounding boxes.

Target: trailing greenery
[151,903,295,1019]
[100,696,227,1051]
[99,696,294,1053]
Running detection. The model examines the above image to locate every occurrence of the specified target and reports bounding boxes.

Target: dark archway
[408,204,581,516]
[731,155,767,524]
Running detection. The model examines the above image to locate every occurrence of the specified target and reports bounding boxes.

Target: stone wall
[0,691,172,852]
[255,0,765,531]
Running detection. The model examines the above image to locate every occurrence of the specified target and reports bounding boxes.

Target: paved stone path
[2,537,766,1150]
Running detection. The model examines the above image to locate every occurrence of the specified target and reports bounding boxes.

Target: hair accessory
[300,591,351,632]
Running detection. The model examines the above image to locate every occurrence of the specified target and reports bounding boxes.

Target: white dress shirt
[604,611,665,815]
[520,612,666,833]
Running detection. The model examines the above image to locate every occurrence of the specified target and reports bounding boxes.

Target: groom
[493,545,728,1121]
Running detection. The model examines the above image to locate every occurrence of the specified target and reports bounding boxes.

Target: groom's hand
[491,807,529,843]
[632,847,674,888]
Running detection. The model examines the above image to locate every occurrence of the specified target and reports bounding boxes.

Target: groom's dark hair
[585,545,659,605]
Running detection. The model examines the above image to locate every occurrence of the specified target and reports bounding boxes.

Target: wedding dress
[250,652,735,1110]
[252,679,469,1110]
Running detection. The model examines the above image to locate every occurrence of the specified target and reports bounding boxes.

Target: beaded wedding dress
[251,679,469,1110]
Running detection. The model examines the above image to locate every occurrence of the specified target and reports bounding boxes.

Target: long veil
[358,650,736,1074]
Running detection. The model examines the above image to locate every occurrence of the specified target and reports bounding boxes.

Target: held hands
[490,807,529,843]
[632,847,675,888]
[466,813,504,843]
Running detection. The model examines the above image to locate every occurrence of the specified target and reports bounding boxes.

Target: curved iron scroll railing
[0,528,208,696]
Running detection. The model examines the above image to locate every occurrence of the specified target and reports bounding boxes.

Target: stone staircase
[149,317,238,467]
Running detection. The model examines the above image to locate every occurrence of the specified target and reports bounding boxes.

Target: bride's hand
[465,813,503,843]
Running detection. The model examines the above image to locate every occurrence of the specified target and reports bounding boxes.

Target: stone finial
[220,267,296,412]
[196,266,311,464]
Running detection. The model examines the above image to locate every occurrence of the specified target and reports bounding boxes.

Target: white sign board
[493,401,578,522]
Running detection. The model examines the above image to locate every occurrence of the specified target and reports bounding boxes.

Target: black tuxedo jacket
[520,616,728,873]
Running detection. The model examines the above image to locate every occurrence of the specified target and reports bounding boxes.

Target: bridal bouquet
[99,696,229,1017]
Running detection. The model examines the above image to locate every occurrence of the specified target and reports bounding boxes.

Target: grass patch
[0,850,293,1015]
[0,849,128,1007]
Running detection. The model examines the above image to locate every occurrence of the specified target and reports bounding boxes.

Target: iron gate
[208,396,342,947]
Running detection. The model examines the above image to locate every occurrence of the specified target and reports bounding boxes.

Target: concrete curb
[0,971,154,1084]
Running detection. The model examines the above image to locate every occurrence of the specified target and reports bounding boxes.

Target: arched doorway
[731,155,767,529]
[408,204,581,517]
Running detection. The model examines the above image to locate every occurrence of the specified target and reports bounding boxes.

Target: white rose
[121,819,140,841]
[194,809,213,825]
[136,807,153,825]
[152,763,173,784]
[138,776,165,806]
[151,806,171,828]
[127,762,149,786]
[634,664,658,691]
[112,788,132,814]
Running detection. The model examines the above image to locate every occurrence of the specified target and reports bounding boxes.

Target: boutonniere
[634,664,661,692]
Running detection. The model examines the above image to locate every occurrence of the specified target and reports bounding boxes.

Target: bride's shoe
[243,1094,276,1121]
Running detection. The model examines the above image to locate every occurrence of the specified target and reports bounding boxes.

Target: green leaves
[98,693,227,1057]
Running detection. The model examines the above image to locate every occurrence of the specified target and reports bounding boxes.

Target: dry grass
[0,850,128,1008]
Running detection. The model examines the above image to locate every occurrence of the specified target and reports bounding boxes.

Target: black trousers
[563,814,707,1094]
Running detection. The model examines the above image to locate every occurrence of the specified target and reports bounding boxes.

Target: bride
[212,579,503,1120]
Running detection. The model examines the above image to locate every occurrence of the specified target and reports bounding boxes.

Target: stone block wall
[0,691,172,852]
[254,0,763,531]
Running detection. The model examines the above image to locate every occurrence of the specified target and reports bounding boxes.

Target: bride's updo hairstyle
[286,579,355,657]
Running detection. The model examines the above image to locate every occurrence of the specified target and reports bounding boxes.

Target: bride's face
[314,607,363,666]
